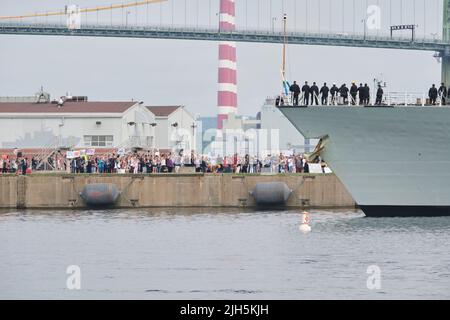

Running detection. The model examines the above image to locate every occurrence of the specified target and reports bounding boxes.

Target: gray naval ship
[279,106,450,217]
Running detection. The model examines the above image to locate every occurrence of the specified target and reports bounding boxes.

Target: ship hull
[360,206,450,217]
[278,106,450,217]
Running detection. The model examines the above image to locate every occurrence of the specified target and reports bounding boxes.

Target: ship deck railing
[272,91,448,108]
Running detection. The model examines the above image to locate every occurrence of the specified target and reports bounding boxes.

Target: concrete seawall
[0,174,356,209]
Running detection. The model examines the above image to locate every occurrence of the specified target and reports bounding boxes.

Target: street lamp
[361,18,367,40]
[125,11,131,27]
[190,122,197,152]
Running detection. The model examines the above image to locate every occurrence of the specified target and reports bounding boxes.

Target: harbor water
[1,208,449,299]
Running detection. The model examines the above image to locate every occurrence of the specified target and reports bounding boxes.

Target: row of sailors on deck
[285,81,383,106]
[281,81,449,107]
[431,83,450,105]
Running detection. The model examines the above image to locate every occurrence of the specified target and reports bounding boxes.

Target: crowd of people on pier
[0,150,327,175]
[282,80,448,106]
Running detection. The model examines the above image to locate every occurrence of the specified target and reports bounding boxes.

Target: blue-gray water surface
[0,208,449,299]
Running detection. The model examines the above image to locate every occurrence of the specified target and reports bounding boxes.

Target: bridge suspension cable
[0,0,166,21]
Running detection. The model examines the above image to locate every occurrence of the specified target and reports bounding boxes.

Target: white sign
[117,148,126,156]
[308,163,324,174]
[66,5,81,30]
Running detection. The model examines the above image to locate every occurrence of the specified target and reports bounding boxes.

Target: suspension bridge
[1,0,450,82]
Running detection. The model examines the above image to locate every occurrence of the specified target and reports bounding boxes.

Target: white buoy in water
[299,211,312,233]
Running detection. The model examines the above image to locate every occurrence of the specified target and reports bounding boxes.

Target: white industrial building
[146,106,196,152]
[0,96,157,151]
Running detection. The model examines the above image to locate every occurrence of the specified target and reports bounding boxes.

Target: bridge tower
[217,0,237,129]
[441,0,450,85]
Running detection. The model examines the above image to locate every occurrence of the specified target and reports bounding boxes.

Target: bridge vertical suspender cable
[294,0,296,31]
[269,0,272,30]
[376,0,379,37]
[257,0,260,30]
[437,0,440,37]
[365,0,368,34]
[390,0,392,30]
[424,0,427,36]
[400,0,403,25]
[329,0,331,33]
[306,0,309,33]
[318,0,321,33]
[245,0,248,30]
[159,1,162,26]
[353,0,355,34]
[196,0,199,29]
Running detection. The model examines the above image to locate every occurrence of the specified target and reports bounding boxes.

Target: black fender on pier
[80,184,120,207]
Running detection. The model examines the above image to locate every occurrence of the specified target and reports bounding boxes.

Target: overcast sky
[0,0,444,117]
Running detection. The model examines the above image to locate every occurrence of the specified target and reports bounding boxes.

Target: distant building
[146,105,196,153]
[196,116,217,154]
[0,97,156,151]
[222,113,259,131]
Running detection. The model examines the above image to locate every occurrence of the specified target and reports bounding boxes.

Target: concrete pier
[0,173,355,209]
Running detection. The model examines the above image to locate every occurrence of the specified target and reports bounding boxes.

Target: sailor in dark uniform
[330,83,339,105]
[357,83,364,105]
[310,82,319,105]
[302,81,311,106]
[375,85,384,105]
[350,82,358,105]
[339,84,349,105]
[429,84,438,105]
[289,81,301,106]
[438,83,447,105]
[320,83,330,105]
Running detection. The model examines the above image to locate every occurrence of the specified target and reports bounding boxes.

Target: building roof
[0,102,137,114]
[146,106,182,117]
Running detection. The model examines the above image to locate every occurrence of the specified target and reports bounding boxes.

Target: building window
[84,135,113,147]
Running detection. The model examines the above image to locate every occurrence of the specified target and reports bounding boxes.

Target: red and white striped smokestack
[217,0,237,129]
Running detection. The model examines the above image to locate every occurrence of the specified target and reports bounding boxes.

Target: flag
[281,69,290,96]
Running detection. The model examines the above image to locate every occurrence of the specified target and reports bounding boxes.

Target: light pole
[125,11,131,27]
[272,17,277,33]
[191,122,197,152]
[362,18,367,40]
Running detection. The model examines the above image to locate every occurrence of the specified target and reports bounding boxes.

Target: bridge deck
[0,23,449,52]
